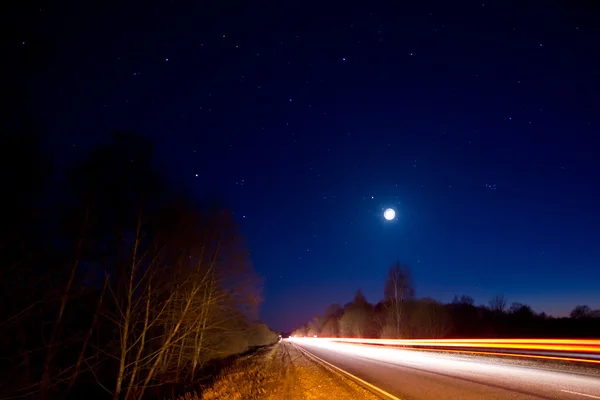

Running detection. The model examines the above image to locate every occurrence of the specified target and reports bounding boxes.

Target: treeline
[292,262,600,339]
[0,131,278,400]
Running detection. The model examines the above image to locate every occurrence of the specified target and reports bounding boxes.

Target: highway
[290,339,600,400]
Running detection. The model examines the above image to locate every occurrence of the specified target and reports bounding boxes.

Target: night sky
[13,1,600,332]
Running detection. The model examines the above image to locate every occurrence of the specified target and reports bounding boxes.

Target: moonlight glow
[384,208,396,220]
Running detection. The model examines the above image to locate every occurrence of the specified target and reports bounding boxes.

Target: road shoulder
[189,341,382,400]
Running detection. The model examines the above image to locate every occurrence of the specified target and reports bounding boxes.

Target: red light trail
[290,337,600,364]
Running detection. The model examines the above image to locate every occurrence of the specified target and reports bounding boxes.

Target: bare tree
[103,198,264,400]
[488,294,506,313]
[320,304,343,337]
[339,290,373,338]
[0,133,268,399]
[307,316,326,337]
[67,274,109,394]
[383,262,414,338]
[570,305,600,319]
[410,298,452,338]
[320,318,339,337]
[108,212,214,399]
[509,302,534,319]
[339,308,372,337]
[452,294,474,306]
[39,207,90,399]
[291,325,309,337]
[324,304,343,320]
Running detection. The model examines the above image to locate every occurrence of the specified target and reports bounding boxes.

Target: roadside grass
[172,345,279,400]
[172,341,382,400]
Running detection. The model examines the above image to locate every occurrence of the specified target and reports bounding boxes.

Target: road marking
[293,343,402,400]
[561,390,600,399]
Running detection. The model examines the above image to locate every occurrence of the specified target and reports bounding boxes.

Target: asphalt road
[291,339,600,400]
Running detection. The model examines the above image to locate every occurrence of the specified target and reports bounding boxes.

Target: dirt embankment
[175,341,381,400]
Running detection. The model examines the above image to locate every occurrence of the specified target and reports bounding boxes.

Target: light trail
[290,338,600,399]
[387,346,600,365]
[293,343,402,400]
[561,390,600,399]
[289,337,600,364]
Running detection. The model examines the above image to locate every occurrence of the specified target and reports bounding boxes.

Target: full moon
[384,208,396,221]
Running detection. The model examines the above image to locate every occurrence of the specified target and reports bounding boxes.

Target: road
[291,339,600,400]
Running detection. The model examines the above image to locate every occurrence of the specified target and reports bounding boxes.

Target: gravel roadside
[189,341,382,400]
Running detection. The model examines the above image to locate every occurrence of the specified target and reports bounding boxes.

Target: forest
[0,131,278,400]
[292,263,600,339]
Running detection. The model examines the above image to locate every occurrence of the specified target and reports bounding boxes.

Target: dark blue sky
[18,0,600,331]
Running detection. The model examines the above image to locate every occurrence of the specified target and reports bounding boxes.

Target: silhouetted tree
[509,302,534,316]
[445,294,483,338]
[320,318,340,337]
[382,262,414,338]
[292,267,600,343]
[570,305,600,319]
[291,325,309,337]
[307,317,326,337]
[324,304,343,320]
[411,298,452,338]
[0,132,273,400]
[488,294,506,313]
[452,295,474,306]
[318,304,343,337]
[339,290,373,338]
[0,131,70,399]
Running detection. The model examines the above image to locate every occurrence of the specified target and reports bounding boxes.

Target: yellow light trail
[290,337,600,364]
